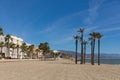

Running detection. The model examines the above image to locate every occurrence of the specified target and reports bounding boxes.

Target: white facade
[11,36,23,46]
[0,35,23,58]
[53,50,60,54]
[0,35,7,57]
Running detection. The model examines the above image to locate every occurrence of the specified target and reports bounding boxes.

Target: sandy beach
[0,59,120,80]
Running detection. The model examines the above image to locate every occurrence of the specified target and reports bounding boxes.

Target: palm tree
[35,48,40,59]
[0,27,4,57]
[10,43,16,58]
[29,44,34,59]
[20,42,27,59]
[0,42,4,53]
[78,28,84,64]
[39,42,50,57]
[83,40,87,64]
[74,35,79,64]
[38,42,50,60]
[5,34,12,57]
[0,27,4,54]
[16,44,20,58]
[0,27,4,36]
[89,32,97,65]
[88,37,93,65]
[96,32,103,65]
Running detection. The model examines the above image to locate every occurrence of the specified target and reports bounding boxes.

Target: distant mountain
[59,50,120,59]
[59,50,80,57]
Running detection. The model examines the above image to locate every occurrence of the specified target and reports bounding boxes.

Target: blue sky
[0,0,120,54]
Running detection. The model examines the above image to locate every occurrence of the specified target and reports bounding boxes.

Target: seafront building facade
[0,35,23,58]
[0,35,42,59]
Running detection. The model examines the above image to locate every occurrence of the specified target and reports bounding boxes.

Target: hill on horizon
[59,50,120,59]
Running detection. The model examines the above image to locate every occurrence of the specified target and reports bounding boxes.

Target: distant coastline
[85,59,120,65]
[59,50,120,64]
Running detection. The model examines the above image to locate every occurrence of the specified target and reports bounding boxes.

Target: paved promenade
[0,59,120,80]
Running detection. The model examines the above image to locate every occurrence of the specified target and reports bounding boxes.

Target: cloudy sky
[0,0,120,54]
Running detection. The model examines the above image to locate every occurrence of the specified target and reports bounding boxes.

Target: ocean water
[85,59,120,65]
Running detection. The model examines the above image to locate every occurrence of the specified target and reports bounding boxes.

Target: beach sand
[0,58,120,80]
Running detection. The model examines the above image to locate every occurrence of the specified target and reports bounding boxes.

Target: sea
[85,59,120,65]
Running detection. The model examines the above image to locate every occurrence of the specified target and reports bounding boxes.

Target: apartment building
[0,35,23,58]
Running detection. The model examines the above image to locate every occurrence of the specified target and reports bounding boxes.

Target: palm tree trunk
[98,39,100,65]
[92,39,95,65]
[75,39,78,64]
[84,45,86,64]
[54,54,56,60]
[80,42,82,64]
[37,52,39,59]
[1,47,3,58]
[29,51,32,59]
[8,46,10,57]
[1,47,2,53]
[13,48,15,58]
[17,48,18,58]
[91,41,93,65]
[8,40,10,57]
[81,34,84,64]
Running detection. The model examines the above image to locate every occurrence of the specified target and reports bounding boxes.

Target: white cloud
[99,27,120,32]
[104,33,120,39]
[53,36,73,45]
[38,26,55,34]
[37,9,88,34]
[85,26,99,33]
[84,0,105,24]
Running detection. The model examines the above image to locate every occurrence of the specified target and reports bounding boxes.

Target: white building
[11,36,23,46]
[0,35,23,58]
[53,50,60,53]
